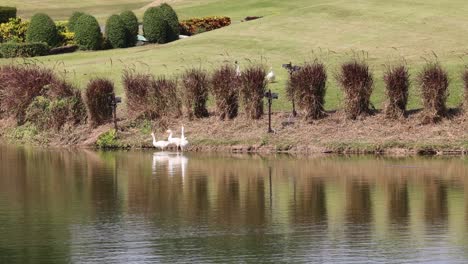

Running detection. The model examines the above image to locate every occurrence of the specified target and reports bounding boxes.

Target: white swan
[266,67,275,82]
[151,132,170,150]
[235,61,241,77]
[180,126,189,152]
[167,129,182,151]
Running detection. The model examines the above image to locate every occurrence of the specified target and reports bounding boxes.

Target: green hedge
[26,13,59,47]
[0,42,50,58]
[143,7,167,43]
[68,11,84,32]
[74,14,102,50]
[0,6,16,24]
[120,10,138,46]
[160,3,179,42]
[105,14,128,48]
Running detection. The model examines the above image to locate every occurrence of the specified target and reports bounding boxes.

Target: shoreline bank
[1,110,467,156]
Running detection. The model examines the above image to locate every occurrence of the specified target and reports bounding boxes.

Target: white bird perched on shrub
[235,61,241,77]
[151,132,170,150]
[266,67,275,82]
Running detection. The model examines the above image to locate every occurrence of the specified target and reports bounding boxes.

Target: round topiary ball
[25,13,59,47]
[120,10,139,46]
[143,6,167,44]
[105,14,128,48]
[68,11,85,32]
[74,14,102,50]
[159,3,179,42]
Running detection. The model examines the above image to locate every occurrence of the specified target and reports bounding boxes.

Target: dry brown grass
[336,60,374,120]
[181,68,209,119]
[239,64,267,119]
[417,63,449,124]
[85,78,115,127]
[383,65,410,119]
[210,64,239,120]
[288,62,327,121]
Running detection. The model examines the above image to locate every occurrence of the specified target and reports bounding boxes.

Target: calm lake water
[1,145,468,263]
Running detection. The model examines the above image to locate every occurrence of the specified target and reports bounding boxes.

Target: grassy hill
[3,0,468,110]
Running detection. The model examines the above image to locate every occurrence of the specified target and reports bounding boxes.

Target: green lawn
[3,0,468,110]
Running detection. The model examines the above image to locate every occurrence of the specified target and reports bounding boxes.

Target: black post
[268,89,273,133]
[112,97,117,131]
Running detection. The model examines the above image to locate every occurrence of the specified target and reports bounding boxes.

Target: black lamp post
[111,96,122,131]
[264,89,278,133]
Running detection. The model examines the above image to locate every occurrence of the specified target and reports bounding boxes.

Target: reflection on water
[1,145,468,263]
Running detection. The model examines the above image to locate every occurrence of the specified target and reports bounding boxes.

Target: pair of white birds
[235,62,276,82]
[151,126,189,151]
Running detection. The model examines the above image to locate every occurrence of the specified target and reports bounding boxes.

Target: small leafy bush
[181,68,209,119]
[55,21,75,46]
[74,14,102,50]
[0,42,49,58]
[336,60,374,119]
[383,65,410,119]
[26,13,59,47]
[179,16,231,36]
[240,65,267,119]
[0,6,16,24]
[84,78,115,127]
[105,14,129,48]
[160,3,179,42]
[288,62,327,121]
[211,64,239,120]
[120,10,139,46]
[143,6,167,43]
[417,63,449,123]
[68,12,85,32]
[25,96,81,131]
[0,18,29,43]
[96,129,121,148]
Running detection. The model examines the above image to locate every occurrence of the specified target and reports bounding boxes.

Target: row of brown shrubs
[286,60,454,124]
[123,64,268,121]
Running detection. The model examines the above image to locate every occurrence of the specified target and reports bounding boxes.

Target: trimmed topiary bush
[159,3,179,42]
[26,13,59,47]
[120,10,138,46]
[0,6,16,24]
[105,14,128,48]
[68,12,85,32]
[74,14,102,50]
[0,42,50,58]
[143,7,167,43]
[417,63,449,123]
[85,78,115,127]
[288,62,327,121]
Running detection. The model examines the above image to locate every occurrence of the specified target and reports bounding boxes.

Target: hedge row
[179,16,231,36]
[0,6,16,24]
[0,42,49,58]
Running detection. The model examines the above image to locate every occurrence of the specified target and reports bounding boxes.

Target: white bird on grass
[151,132,170,151]
[266,67,275,82]
[180,125,189,152]
[167,129,182,151]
